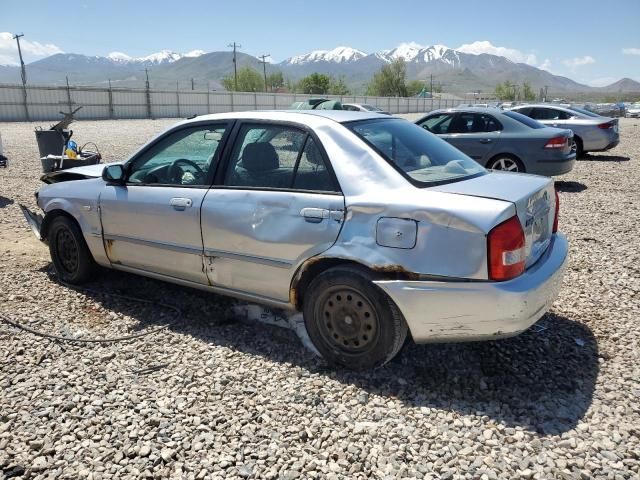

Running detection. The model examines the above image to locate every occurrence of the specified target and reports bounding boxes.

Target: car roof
[179,109,387,126]
[427,107,505,115]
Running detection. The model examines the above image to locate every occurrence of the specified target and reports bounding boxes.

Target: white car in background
[625,103,640,118]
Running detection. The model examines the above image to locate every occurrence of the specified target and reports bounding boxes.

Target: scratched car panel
[22,110,568,369]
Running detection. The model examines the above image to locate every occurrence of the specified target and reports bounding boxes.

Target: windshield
[347,118,485,186]
[568,106,601,118]
[503,110,546,129]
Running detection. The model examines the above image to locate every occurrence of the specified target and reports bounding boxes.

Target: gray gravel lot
[0,116,639,479]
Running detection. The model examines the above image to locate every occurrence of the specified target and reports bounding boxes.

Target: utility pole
[145,68,152,119]
[258,54,270,92]
[13,33,29,121]
[13,33,27,84]
[227,42,242,91]
[191,78,194,90]
[544,85,549,103]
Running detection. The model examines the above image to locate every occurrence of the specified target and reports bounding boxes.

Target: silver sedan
[510,104,620,157]
[415,107,576,175]
[22,111,568,369]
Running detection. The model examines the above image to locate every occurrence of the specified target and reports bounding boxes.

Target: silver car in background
[21,110,568,370]
[415,107,576,175]
[510,104,620,157]
[341,103,390,115]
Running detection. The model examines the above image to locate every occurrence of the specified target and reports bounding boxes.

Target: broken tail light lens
[488,215,525,281]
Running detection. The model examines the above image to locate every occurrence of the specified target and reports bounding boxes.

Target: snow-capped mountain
[106,49,205,65]
[286,43,461,68]
[377,43,461,67]
[283,46,366,65]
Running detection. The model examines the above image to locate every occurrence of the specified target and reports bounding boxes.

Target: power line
[227,42,242,90]
[258,54,270,92]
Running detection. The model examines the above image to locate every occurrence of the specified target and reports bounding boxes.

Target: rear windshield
[361,104,381,111]
[347,118,485,186]
[568,106,601,118]
[503,110,546,129]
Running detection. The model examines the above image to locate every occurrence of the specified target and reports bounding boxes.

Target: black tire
[303,266,408,370]
[486,154,525,173]
[574,136,585,158]
[48,215,95,284]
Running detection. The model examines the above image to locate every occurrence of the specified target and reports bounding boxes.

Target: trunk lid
[431,171,555,269]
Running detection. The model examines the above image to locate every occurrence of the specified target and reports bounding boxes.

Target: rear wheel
[303,266,408,370]
[48,216,95,284]
[486,155,525,173]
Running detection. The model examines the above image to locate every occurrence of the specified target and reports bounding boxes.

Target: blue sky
[2,0,639,86]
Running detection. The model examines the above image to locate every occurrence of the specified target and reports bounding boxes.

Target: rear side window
[530,108,571,121]
[503,111,545,129]
[223,123,337,192]
[292,138,337,192]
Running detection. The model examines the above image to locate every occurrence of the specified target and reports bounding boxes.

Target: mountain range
[1,43,638,95]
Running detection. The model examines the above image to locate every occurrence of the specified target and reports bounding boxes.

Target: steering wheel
[169,158,205,184]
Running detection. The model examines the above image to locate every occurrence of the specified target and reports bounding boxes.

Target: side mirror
[102,164,126,185]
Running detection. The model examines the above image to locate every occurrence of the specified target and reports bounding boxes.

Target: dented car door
[200,121,344,302]
[99,122,230,283]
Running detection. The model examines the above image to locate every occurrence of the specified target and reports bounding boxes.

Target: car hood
[41,162,117,184]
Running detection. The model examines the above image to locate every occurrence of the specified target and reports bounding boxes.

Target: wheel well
[290,258,374,310]
[41,209,78,241]
[486,152,524,171]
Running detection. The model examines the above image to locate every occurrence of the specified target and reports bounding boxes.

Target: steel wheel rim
[317,286,379,354]
[55,227,79,275]
[490,157,519,172]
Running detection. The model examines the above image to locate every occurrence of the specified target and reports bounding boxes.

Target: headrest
[242,142,279,172]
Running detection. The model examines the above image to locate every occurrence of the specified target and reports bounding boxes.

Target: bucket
[35,129,66,158]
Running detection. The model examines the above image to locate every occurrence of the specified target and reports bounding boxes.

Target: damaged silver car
[21,111,568,369]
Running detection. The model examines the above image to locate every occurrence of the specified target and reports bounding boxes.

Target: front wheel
[486,155,525,173]
[303,266,408,370]
[48,216,95,284]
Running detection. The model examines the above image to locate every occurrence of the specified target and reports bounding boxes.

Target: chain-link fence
[0,83,471,122]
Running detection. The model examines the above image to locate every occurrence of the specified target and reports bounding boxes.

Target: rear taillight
[544,136,567,149]
[488,216,525,281]
[553,189,560,233]
[598,121,614,129]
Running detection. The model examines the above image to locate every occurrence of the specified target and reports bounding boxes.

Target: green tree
[222,66,264,92]
[407,80,426,96]
[495,80,516,100]
[367,58,408,97]
[298,73,332,94]
[329,76,350,95]
[267,71,285,91]
[522,82,536,101]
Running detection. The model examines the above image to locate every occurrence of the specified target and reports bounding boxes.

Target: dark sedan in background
[415,107,576,176]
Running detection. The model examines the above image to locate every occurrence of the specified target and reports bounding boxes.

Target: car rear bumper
[374,233,568,343]
[531,155,576,176]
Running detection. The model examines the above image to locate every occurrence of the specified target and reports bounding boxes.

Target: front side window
[530,108,567,121]
[128,124,227,185]
[348,118,485,186]
[223,124,338,192]
[418,113,454,134]
[447,113,502,134]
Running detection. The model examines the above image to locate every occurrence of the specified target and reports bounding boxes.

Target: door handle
[479,138,492,144]
[170,197,192,210]
[300,207,329,223]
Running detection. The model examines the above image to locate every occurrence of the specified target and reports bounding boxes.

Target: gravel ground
[0,116,639,479]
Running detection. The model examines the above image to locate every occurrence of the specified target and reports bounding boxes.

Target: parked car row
[415,107,576,175]
[21,109,568,369]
